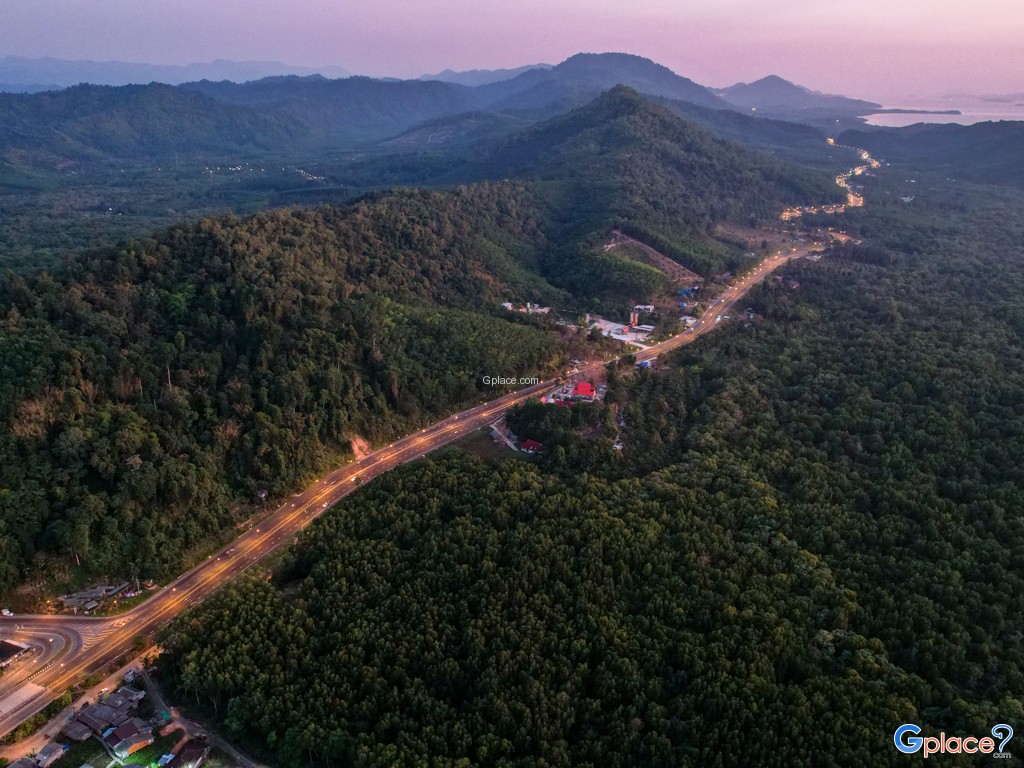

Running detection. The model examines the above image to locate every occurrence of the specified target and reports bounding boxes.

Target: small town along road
[0,237,823,742]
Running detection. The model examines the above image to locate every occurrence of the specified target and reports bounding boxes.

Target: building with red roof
[521,439,544,454]
[572,382,595,400]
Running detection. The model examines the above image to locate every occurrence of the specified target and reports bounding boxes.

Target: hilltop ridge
[717,74,881,117]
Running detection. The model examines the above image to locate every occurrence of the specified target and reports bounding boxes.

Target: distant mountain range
[178,52,740,145]
[418,64,553,86]
[5,51,969,178]
[0,53,879,119]
[0,83,306,163]
[179,76,481,145]
[0,52,754,169]
[0,56,352,89]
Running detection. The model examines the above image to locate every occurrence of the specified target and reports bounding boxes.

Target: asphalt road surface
[0,239,821,740]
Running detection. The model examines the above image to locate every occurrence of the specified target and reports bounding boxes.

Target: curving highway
[0,238,823,741]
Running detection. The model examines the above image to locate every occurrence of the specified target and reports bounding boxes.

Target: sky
[1,0,1021,100]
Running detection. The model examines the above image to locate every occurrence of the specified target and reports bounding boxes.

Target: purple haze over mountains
[1,0,1021,100]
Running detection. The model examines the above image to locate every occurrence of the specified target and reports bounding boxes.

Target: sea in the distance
[865,95,1024,127]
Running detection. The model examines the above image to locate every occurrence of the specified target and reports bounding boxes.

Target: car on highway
[1,608,11,616]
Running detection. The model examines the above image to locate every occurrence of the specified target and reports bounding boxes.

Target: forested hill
[0,83,310,164]
[0,183,570,594]
[181,76,481,144]
[654,96,837,160]
[717,75,881,118]
[0,77,480,168]
[460,87,842,275]
[469,87,838,211]
[474,52,734,114]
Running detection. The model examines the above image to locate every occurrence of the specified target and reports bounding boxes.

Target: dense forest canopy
[161,171,1024,765]
[0,183,569,593]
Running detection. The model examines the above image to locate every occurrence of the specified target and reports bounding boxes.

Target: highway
[634,247,799,363]
[0,237,823,741]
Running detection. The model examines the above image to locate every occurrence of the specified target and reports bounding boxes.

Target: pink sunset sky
[1,0,1021,99]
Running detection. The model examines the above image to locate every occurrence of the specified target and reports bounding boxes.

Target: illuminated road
[781,143,880,220]
[0,626,74,696]
[0,619,90,737]
[0,238,822,741]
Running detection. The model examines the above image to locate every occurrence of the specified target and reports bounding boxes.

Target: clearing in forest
[603,230,703,286]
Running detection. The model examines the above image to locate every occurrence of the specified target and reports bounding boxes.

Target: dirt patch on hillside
[350,435,372,459]
[603,231,702,286]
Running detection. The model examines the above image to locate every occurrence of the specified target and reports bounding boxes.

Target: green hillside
[0,83,310,165]
[461,87,842,278]
[654,96,841,167]
[182,75,481,144]
[0,183,570,593]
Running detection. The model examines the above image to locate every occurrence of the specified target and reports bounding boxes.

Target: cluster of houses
[68,684,153,765]
[494,378,604,457]
[8,677,212,768]
[10,736,211,768]
[520,379,608,454]
[590,317,654,344]
[58,684,157,761]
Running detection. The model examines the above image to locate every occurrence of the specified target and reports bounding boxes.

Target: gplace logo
[894,723,1014,759]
